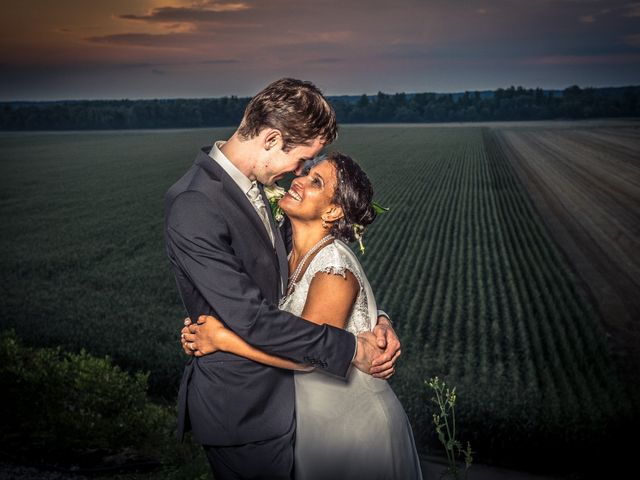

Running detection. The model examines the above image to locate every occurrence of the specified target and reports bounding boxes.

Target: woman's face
[279,159,342,223]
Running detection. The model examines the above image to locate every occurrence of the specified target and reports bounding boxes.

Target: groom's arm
[166,190,356,378]
[181,277,401,379]
[182,271,397,378]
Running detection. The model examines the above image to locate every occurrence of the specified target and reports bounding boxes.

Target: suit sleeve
[165,190,355,378]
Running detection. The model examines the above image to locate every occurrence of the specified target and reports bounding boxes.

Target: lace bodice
[279,240,375,335]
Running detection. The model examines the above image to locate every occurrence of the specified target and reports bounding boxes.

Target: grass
[1,129,233,395]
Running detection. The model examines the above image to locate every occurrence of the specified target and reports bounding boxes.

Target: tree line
[1,85,639,130]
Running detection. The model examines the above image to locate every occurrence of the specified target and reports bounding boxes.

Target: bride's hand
[181,314,229,357]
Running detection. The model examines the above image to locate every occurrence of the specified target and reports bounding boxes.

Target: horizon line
[2,83,638,104]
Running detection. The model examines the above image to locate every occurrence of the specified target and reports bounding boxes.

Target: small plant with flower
[427,376,473,479]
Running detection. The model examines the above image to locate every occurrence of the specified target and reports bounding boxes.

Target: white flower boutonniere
[264,184,286,226]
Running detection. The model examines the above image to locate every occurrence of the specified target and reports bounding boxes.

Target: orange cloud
[119,1,251,24]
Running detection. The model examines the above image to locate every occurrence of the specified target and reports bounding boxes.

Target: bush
[0,329,170,466]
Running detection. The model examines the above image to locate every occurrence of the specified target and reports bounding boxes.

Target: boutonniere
[264,184,286,226]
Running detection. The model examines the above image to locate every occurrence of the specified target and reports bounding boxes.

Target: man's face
[256,137,325,186]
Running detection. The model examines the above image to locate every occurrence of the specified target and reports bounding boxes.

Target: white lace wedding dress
[279,240,423,480]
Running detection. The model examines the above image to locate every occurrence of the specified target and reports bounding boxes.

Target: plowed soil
[491,121,640,377]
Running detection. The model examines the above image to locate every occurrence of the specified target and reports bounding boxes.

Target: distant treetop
[1,85,638,130]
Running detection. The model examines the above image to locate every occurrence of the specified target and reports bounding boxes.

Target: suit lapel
[222,176,274,252]
[196,147,285,294]
[195,147,275,254]
[260,184,289,296]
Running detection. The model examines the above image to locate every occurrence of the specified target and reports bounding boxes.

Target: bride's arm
[182,272,359,370]
[299,271,359,328]
[183,315,313,371]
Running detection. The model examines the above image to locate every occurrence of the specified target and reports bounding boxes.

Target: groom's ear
[263,129,283,151]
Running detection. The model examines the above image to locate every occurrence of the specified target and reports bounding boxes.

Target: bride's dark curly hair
[308,152,377,243]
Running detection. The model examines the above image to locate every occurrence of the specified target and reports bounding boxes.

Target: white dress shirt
[208,141,274,244]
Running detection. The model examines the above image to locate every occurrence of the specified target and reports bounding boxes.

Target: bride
[185,152,423,480]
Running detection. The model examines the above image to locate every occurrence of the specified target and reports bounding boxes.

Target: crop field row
[1,123,637,467]
[332,127,636,458]
[492,125,640,367]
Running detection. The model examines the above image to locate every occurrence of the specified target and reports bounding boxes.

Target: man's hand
[370,315,401,379]
[180,318,194,356]
[353,331,385,375]
[180,315,227,357]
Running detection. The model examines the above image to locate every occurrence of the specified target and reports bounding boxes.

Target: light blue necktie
[247,182,275,246]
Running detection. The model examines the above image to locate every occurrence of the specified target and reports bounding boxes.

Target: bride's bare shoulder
[301,268,360,329]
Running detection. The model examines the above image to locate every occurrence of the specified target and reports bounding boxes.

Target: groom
[165,78,401,479]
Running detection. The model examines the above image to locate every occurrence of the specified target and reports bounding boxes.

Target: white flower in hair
[353,202,389,255]
[353,224,366,254]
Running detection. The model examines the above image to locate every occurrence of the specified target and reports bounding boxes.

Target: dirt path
[420,456,565,480]
[490,125,640,377]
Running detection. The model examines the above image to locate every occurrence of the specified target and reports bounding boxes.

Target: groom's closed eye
[301,158,315,174]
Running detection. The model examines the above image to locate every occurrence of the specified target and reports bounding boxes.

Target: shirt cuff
[377,309,392,324]
[351,332,358,363]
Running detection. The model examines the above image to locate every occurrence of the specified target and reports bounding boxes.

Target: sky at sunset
[1,0,639,100]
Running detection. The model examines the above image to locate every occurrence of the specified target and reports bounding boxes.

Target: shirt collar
[209,141,254,196]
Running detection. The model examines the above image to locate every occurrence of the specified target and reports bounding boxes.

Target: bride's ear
[323,204,344,223]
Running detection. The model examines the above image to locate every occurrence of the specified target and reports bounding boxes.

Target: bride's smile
[279,160,340,224]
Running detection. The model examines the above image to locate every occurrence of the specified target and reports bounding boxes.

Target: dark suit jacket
[164,146,356,446]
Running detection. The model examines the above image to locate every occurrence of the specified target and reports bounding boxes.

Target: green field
[1,126,637,473]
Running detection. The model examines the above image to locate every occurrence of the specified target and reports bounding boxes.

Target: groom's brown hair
[237,78,338,151]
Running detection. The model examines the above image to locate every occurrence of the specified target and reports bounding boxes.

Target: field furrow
[2,123,637,469]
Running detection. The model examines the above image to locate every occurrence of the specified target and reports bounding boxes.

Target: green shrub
[0,329,170,464]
